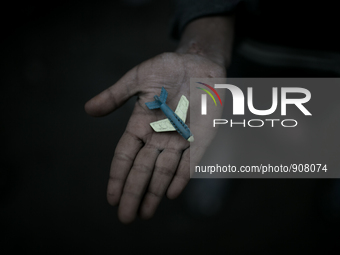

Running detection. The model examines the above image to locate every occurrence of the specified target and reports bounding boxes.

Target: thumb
[85,66,138,117]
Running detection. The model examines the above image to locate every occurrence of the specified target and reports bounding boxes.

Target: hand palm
[85,52,225,223]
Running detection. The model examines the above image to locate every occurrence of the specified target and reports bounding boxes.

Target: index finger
[107,130,143,206]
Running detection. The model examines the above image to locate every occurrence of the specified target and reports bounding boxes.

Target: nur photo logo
[197,82,312,128]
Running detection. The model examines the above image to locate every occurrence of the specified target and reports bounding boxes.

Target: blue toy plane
[145,87,194,142]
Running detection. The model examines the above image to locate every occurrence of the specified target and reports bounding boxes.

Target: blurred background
[1,0,339,253]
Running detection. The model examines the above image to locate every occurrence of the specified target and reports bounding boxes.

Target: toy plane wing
[150,95,189,132]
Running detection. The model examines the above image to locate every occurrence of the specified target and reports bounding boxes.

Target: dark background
[1,0,339,253]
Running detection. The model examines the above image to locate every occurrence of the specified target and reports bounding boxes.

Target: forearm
[175,15,235,67]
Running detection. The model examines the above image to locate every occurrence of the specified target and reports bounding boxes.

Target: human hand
[85,52,225,223]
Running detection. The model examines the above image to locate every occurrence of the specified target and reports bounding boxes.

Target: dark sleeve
[171,0,241,40]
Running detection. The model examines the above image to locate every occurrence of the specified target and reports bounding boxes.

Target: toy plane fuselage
[145,87,194,142]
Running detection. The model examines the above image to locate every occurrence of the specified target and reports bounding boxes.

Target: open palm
[85,52,225,223]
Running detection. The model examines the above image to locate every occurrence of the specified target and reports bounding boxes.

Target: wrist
[175,16,235,68]
[175,40,228,67]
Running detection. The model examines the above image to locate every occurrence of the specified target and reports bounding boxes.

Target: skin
[84,16,235,223]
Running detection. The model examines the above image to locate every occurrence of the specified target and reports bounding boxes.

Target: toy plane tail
[145,87,168,109]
